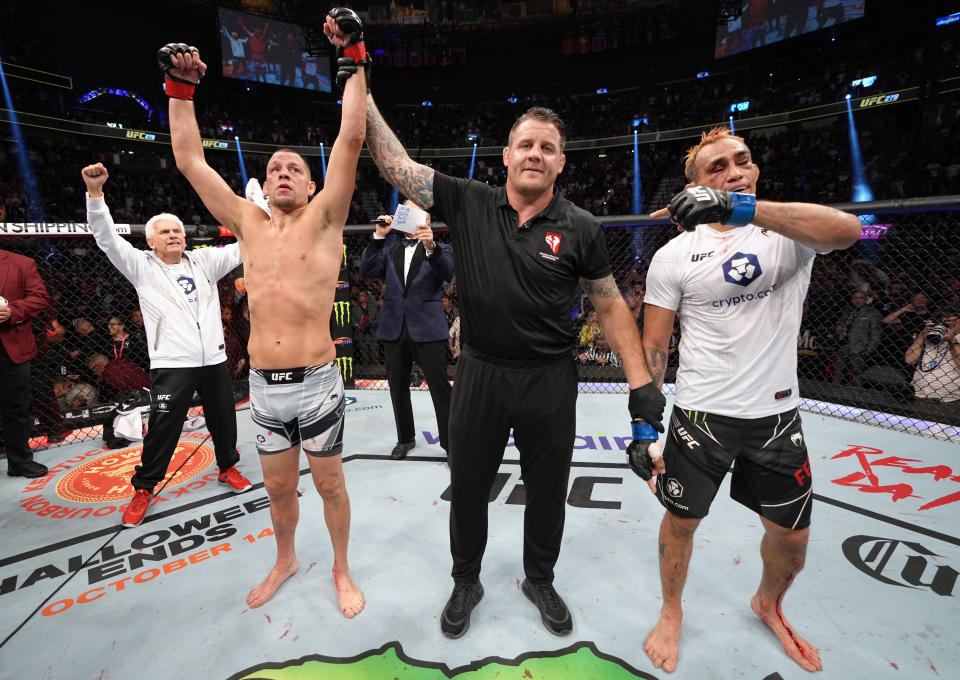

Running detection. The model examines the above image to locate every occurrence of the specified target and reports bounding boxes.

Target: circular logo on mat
[55,442,216,504]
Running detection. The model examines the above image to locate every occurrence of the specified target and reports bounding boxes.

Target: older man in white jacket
[82,163,251,528]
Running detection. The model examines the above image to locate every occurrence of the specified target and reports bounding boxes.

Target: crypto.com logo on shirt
[722,252,763,286]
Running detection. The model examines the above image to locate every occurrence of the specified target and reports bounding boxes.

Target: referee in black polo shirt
[365,100,666,638]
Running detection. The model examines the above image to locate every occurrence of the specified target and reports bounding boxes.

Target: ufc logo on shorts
[271,372,294,382]
[794,459,811,486]
[690,187,712,202]
[156,394,171,401]
[676,426,700,449]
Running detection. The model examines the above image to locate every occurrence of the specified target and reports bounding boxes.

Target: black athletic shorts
[654,407,813,530]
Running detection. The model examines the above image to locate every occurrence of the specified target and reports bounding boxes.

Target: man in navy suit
[360,203,455,458]
[1,249,52,478]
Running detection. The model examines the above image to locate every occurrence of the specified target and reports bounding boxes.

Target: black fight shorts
[655,407,813,530]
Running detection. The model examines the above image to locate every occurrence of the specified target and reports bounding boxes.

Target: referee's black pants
[383,323,451,450]
[131,362,239,492]
[448,346,578,585]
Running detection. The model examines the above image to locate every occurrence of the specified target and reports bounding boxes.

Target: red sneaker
[122,489,152,528]
[218,466,252,493]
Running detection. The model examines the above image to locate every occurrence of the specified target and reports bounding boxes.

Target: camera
[926,323,948,345]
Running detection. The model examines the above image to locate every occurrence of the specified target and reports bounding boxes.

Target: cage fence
[1,197,957,458]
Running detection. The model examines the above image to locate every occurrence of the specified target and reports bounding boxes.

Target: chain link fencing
[2,197,957,459]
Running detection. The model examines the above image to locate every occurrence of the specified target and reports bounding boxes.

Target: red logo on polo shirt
[545,232,561,255]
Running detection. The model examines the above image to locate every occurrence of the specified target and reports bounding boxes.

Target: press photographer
[905,309,960,404]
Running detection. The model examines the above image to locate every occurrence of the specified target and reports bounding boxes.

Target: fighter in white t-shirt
[637,128,862,675]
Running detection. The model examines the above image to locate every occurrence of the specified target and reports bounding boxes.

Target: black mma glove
[625,439,660,481]
[628,382,666,434]
[328,7,371,92]
[336,56,372,93]
[667,186,756,231]
[157,43,203,100]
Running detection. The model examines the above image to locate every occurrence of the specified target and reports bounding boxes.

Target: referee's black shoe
[521,578,572,636]
[440,582,483,638]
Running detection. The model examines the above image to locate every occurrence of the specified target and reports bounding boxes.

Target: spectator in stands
[69,317,102,364]
[626,282,645,323]
[876,280,910,316]
[32,319,76,443]
[905,309,960,405]
[54,377,98,411]
[443,294,459,363]
[81,163,251,531]
[129,309,146,342]
[442,294,457,327]
[1,248,52,478]
[831,290,883,386]
[106,315,148,371]
[797,301,825,380]
[577,309,603,349]
[221,305,249,381]
[577,334,620,367]
[350,289,380,364]
[448,313,461,362]
[86,353,149,397]
[884,291,931,338]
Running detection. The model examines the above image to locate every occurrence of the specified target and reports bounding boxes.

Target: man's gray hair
[145,212,185,240]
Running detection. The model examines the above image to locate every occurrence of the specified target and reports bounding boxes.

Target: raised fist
[666,186,756,231]
[81,163,109,194]
[157,43,206,84]
[325,7,364,47]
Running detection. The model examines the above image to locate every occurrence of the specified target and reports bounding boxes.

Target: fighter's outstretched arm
[162,45,247,235]
[311,59,365,229]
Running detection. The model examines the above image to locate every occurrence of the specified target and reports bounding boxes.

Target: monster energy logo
[332,301,350,326]
[336,356,353,380]
[342,243,348,268]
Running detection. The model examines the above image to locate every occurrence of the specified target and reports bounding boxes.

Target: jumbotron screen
[715,0,866,59]
[217,7,331,92]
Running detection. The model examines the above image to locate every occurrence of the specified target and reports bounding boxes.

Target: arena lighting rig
[77,87,154,121]
[0,58,44,222]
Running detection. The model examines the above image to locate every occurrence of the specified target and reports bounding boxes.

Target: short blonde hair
[683,127,748,182]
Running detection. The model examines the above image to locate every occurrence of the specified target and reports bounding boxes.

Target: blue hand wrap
[727,192,756,227]
[632,422,659,442]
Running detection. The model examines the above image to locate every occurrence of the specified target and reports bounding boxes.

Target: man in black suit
[360,203,454,458]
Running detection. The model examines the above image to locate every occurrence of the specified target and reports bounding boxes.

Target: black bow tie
[402,238,419,247]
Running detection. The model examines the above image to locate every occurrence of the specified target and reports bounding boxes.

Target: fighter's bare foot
[246,559,299,608]
[645,610,682,673]
[751,593,823,672]
[332,566,365,618]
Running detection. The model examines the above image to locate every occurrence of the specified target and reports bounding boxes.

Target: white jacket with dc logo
[86,194,241,369]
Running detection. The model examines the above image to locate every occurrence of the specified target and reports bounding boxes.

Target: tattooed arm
[640,303,675,389]
[581,274,654,388]
[366,94,436,210]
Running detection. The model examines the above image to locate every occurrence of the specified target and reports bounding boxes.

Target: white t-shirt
[645,224,816,418]
[163,260,200,318]
[912,333,960,402]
